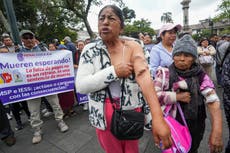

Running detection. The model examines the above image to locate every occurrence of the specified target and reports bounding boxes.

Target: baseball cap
[158,23,182,37]
[19,30,35,37]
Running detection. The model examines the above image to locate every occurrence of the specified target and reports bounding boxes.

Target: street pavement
[0,84,228,153]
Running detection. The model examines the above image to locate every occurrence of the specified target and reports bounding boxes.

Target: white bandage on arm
[201,88,220,103]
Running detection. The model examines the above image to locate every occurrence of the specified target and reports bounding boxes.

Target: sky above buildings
[88,0,221,31]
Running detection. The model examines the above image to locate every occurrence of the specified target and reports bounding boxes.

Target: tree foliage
[1,0,148,43]
[1,0,80,43]
[60,0,125,38]
[213,0,230,22]
[122,6,136,23]
[0,0,126,42]
[123,18,155,38]
[192,29,212,42]
[161,12,173,23]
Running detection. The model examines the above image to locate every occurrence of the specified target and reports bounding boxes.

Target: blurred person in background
[63,36,76,53]
[221,44,230,153]
[197,38,216,78]
[0,100,16,146]
[143,33,154,53]
[1,34,19,52]
[19,30,69,144]
[48,42,57,51]
[150,23,182,78]
[74,40,88,111]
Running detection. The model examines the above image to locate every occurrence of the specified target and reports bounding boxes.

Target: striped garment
[154,67,220,118]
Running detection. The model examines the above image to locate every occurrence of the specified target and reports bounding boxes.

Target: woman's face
[98,7,122,41]
[48,43,56,51]
[143,35,152,45]
[161,29,177,45]
[201,40,209,47]
[173,52,195,71]
[77,41,85,51]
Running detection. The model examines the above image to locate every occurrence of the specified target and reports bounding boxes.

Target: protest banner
[76,92,89,104]
[0,50,75,105]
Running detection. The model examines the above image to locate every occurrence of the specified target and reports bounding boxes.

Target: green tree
[33,0,80,42]
[213,0,230,22]
[161,12,173,23]
[192,29,211,42]
[1,0,127,41]
[1,0,79,42]
[123,18,155,37]
[122,6,136,23]
[61,0,124,39]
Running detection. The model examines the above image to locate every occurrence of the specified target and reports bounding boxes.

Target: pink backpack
[162,103,192,153]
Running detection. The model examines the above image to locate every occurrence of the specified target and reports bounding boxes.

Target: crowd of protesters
[0,5,230,152]
[0,31,92,145]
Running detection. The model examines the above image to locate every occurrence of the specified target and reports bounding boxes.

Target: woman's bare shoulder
[123,39,141,51]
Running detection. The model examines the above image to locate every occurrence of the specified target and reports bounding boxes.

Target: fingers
[153,135,160,148]
[153,131,172,150]
[153,135,172,150]
[210,146,223,153]
[209,142,223,153]
[114,63,133,78]
[160,135,173,150]
[177,92,191,103]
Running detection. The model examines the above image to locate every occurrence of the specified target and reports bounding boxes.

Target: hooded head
[63,36,71,43]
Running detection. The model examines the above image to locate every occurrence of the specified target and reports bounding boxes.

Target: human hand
[14,45,20,52]
[176,92,191,103]
[114,62,133,78]
[152,118,172,150]
[209,131,223,153]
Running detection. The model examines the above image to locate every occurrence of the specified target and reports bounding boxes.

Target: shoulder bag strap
[107,78,125,110]
[176,103,188,127]
[107,42,126,110]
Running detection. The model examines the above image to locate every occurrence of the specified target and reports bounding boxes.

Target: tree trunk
[0,10,11,33]
[83,17,95,39]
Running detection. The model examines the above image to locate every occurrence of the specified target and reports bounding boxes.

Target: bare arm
[131,41,172,149]
[207,101,223,153]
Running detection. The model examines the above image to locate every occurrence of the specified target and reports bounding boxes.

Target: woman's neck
[104,39,124,52]
[162,41,173,52]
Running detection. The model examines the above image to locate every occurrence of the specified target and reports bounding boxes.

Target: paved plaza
[0,82,228,153]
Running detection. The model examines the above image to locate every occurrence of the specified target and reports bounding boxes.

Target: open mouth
[101,27,110,33]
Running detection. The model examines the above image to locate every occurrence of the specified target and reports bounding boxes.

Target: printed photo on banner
[0,50,75,105]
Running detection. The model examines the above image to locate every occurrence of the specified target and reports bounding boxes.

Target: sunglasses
[22,35,34,40]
